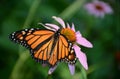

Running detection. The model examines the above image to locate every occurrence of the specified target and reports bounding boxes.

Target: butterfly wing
[9,28,77,67]
[9,28,54,49]
[32,34,77,67]
[57,35,77,65]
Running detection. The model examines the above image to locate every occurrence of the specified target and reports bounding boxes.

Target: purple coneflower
[84,0,113,18]
[40,16,93,75]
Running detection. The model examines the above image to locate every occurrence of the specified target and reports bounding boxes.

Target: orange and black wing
[9,28,54,49]
[31,33,77,67]
[47,34,77,66]
[9,28,77,67]
[9,28,54,63]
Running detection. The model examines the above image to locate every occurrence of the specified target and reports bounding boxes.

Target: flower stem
[9,0,41,79]
[87,61,109,74]
[59,0,85,19]
[9,51,29,79]
[23,0,41,28]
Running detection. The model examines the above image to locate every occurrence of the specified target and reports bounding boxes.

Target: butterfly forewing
[9,28,54,48]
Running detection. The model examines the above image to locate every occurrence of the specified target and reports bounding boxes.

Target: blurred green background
[0,0,119,79]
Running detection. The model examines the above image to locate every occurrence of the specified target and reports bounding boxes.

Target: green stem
[9,0,41,79]
[23,0,41,28]
[73,61,109,79]
[59,0,85,19]
[87,61,109,75]
[9,51,29,79]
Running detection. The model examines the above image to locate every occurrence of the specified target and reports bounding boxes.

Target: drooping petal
[45,23,59,30]
[73,45,88,70]
[98,11,105,18]
[48,66,57,75]
[68,64,75,75]
[38,23,56,31]
[76,31,93,48]
[71,23,75,32]
[52,16,65,28]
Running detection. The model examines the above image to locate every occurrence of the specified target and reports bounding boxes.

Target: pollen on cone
[61,28,76,42]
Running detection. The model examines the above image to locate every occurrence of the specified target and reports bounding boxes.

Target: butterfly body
[9,28,77,67]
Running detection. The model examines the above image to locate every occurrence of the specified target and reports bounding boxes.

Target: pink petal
[67,23,70,28]
[76,31,93,48]
[48,66,57,75]
[38,23,56,31]
[45,23,59,30]
[84,3,96,14]
[94,11,105,18]
[76,31,82,37]
[52,16,65,28]
[71,23,75,32]
[103,3,113,14]
[73,45,88,70]
[68,64,75,75]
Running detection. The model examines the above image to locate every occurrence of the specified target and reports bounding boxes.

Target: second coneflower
[84,0,113,18]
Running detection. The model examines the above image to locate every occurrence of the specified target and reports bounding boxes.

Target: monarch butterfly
[9,28,77,67]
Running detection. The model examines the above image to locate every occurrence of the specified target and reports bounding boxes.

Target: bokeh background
[0,0,119,79]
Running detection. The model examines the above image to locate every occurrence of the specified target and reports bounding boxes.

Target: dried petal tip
[48,66,57,75]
